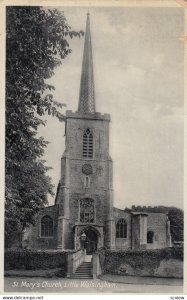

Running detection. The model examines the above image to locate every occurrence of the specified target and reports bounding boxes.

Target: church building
[25,13,171,252]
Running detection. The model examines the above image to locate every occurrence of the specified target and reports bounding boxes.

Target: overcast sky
[39,7,184,210]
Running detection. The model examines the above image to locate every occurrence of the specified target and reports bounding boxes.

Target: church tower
[56,13,115,251]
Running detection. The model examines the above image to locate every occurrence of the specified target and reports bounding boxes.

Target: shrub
[98,246,183,274]
[4,249,67,271]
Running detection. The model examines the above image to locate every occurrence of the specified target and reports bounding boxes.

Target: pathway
[4,276,183,294]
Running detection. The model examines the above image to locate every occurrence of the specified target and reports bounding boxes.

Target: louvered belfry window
[80,198,94,223]
[83,128,93,159]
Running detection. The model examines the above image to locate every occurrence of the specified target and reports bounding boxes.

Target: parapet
[66,110,111,121]
[131,212,148,216]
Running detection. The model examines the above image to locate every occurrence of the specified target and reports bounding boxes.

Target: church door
[82,228,98,254]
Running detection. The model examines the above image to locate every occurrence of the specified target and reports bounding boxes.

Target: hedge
[98,246,183,274]
[4,249,67,271]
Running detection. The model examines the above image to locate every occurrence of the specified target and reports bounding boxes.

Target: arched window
[147,231,154,244]
[41,216,53,237]
[83,128,93,159]
[80,198,94,223]
[116,219,127,238]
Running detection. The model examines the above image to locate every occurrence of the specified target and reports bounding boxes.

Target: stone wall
[113,208,170,250]
[147,213,168,249]
[68,159,110,193]
[24,205,58,250]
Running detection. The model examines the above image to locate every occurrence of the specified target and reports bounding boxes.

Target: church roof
[78,13,95,114]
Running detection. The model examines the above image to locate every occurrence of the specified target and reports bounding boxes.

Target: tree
[167,208,183,242]
[5,6,83,247]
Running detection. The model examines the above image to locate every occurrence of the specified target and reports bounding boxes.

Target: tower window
[41,216,53,237]
[84,176,90,188]
[83,128,93,159]
[80,198,94,223]
[147,231,154,244]
[116,219,127,238]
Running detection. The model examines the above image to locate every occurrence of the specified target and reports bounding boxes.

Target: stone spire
[78,13,95,114]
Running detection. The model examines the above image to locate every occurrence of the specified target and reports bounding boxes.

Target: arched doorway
[81,227,98,254]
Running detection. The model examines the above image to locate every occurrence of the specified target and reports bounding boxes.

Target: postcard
[1,0,185,296]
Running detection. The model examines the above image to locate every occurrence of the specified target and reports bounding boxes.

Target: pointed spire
[78,13,95,114]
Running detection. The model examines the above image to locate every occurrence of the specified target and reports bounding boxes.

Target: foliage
[4,249,67,271]
[127,205,184,242]
[98,246,183,276]
[5,6,83,248]
[167,208,183,242]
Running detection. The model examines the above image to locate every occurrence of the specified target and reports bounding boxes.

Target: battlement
[131,205,165,210]
[123,205,168,214]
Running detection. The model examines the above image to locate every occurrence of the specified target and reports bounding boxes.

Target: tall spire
[78,13,95,114]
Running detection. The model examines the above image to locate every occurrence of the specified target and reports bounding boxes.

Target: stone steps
[71,262,93,279]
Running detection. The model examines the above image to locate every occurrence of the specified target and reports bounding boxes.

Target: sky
[39,7,184,210]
